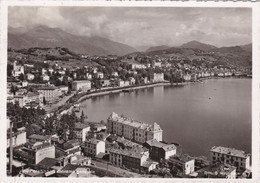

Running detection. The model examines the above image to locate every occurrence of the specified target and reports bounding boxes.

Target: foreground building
[169,154,195,175]
[109,147,151,173]
[38,86,62,103]
[72,80,91,92]
[82,138,105,158]
[144,139,177,161]
[107,112,163,144]
[210,146,250,171]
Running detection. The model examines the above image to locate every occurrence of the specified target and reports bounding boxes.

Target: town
[6,46,252,178]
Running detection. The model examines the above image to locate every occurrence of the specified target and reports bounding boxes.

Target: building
[111,72,118,77]
[41,74,50,81]
[28,134,51,144]
[26,73,35,81]
[96,72,104,79]
[12,61,24,77]
[154,62,162,68]
[38,86,62,103]
[101,79,110,87]
[144,139,177,161]
[7,127,27,148]
[152,73,164,82]
[210,146,250,171]
[72,80,91,92]
[82,138,105,158]
[169,154,195,175]
[129,77,135,85]
[73,123,90,142]
[124,80,130,87]
[117,80,125,87]
[109,147,150,173]
[107,112,163,144]
[131,63,146,70]
[183,74,191,81]
[197,163,237,179]
[26,142,55,165]
[56,140,81,158]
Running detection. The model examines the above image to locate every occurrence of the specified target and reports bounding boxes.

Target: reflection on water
[80,79,251,156]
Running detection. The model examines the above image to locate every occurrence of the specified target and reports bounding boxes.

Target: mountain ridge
[8,25,137,56]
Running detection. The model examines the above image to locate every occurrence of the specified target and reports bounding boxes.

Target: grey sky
[8,6,252,49]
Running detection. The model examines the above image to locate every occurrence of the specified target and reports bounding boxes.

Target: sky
[8,6,252,50]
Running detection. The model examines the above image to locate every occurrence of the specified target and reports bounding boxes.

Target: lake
[79,78,251,157]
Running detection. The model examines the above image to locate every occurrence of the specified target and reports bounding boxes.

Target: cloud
[8,6,252,49]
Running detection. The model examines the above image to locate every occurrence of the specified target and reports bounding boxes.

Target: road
[91,159,146,178]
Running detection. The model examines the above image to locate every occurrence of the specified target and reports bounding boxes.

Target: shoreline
[55,76,251,116]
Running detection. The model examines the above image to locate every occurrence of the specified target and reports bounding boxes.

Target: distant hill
[8,25,137,56]
[240,43,252,52]
[146,45,170,52]
[180,40,217,51]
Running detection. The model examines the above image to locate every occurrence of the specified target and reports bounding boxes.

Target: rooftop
[38,86,57,90]
[210,146,250,158]
[109,147,148,159]
[85,138,103,145]
[74,123,90,130]
[73,80,91,83]
[146,139,177,151]
[29,134,50,141]
[170,154,194,163]
[108,112,162,132]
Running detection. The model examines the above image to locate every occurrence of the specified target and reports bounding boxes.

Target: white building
[117,80,125,87]
[169,154,195,175]
[82,138,105,158]
[210,146,250,171]
[12,61,24,77]
[107,112,163,144]
[131,63,146,70]
[72,80,91,92]
[41,74,50,81]
[152,73,164,82]
[96,72,104,79]
[111,72,118,77]
[26,73,35,81]
[74,123,91,142]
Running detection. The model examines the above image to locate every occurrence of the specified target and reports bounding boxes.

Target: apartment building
[73,123,90,142]
[144,139,177,161]
[107,112,163,144]
[82,138,105,158]
[109,147,150,173]
[210,146,250,171]
[72,80,91,92]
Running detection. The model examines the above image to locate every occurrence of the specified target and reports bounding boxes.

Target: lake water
[79,78,251,157]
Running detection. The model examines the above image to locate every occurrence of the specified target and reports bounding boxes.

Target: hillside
[180,40,217,51]
[8,25,137,56]
[146,45,170,52]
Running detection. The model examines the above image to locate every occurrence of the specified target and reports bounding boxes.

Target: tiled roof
[109,147,148,159]
[170,154,194,163]
[146,139,177,151]
[210,146,250,159]
[74,123,90,130]
[108,112,162,131]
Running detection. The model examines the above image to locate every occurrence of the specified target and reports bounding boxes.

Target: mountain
[146,45,170,52]
[8,25,136,56]
[180,40,217,51]
[240,43,252,52]
[211,46,245,54]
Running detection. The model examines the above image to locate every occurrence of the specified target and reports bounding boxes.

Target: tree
[43,97,47,105]
[80,111,85,123]
[10,84,18,95]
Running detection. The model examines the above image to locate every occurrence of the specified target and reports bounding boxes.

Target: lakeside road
[56,81,187,116]
[53,76,249,116]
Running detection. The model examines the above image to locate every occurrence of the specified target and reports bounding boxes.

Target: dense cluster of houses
[7,112,251,178]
